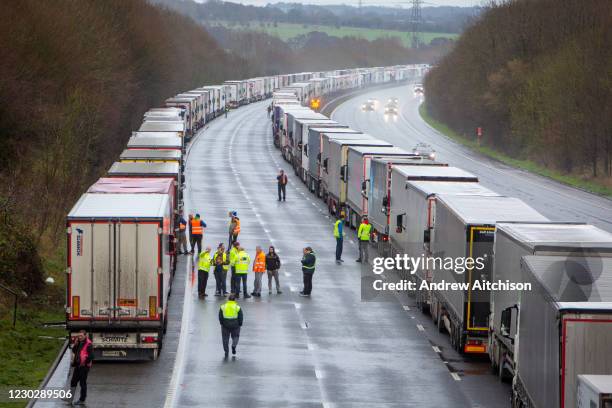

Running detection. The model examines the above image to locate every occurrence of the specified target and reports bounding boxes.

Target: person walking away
[213,244,229,296]
[177,212,189,255]
[267,104,272,118]
[356,216,372,263]
[198,247,212,297]
[334,212,346,264]
[219,294,243,358]
[63,329,93,405]
[277,169,288,201]
[266,246,282,295]
[251,246,266,297]
[228,211,240,249]
[190,214,206,255]
[234,245,251,299]
[229,243,239,294]
[300,247,316,297]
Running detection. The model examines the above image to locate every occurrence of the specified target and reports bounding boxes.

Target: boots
[62,387,76,402]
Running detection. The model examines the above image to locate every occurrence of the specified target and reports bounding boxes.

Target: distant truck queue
[65,64,422,362]
[270,70,612,408]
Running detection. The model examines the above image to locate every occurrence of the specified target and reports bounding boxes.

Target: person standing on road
[219,294,243,358]
[198,247,212,297]
[266,246,282,295]
[267,104,272,118]
[213,244,229,296]
[277,169,288,201]
[300,247,316,297]
[190,214,206,255]
[228,211,240,249]
[64,329,93,406]
[234,245,251,299]
[356,217,372,263]
[334,212,346,264]
[229,243,239,295]
[188,214,195,253]
[177,212,189,255]
[251,246,266,297]
[225,107,229,118]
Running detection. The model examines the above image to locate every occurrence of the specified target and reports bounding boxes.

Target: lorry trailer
[490,222,612,381]
[66,192,174,361]
[429,194,548,354]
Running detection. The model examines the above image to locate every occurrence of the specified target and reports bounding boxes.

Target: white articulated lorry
[66,192,174,361]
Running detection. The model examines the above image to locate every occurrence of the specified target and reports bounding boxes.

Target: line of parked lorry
[64,64,422,362]
[271,83,612,408]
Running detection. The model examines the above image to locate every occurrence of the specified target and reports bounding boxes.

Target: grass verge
[419,104,612,197]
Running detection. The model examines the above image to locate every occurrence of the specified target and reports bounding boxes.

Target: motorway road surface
[34,95,514,408]
[332,84,612,233]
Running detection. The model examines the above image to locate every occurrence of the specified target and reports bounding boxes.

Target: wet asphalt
[33,90,519,408]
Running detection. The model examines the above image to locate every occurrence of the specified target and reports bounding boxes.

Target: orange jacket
[253,251,266,272]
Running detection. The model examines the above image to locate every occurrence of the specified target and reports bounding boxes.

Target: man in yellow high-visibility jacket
[334,212,346,265]
[219,294,243,358]
[234,245,251,299]
[198,247,212,297]
[356,217,372,264]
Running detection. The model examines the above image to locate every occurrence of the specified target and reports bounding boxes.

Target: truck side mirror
[500,305,517,344]
[317,153,321,163]
[180,175,185,184]
[304,144,308,156]
[323,158,328,172]
[340,165,348,182]
[396,213,404,233]
[382,195,389,213]
[423,229,430,243]
[361,180,368,197]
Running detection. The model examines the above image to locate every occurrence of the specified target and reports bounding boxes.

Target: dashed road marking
[417,324,425,331]
[432,346,441,353]
[402,305,410,311]
[450,372,461,381]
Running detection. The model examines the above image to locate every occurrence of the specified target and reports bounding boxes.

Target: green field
[208,21,458,47]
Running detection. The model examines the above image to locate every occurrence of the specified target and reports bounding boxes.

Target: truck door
[115,222,160,321]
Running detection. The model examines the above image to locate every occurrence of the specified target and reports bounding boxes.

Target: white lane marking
[307,343,318,351]
[416,324,425,331]
[432,346,441,353]
[402,305,410,311]
[294,303,302,309]
[450,372,461,381]
[315,369,324,379]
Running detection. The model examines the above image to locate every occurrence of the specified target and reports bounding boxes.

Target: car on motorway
[361,100,376,111]
[388,97,399,105]
[412,142,436,159]
[384,105,398,116]
[413,84,424,94]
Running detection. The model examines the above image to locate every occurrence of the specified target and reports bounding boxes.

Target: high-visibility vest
[220,301,240,319]
[358,223,372,241]
[253,252,266,272]
[198,252,211,272]
[234,218,241,235]
[334,219,343,238]
[229,247,238,267]
[192,219,203,235]
[213,252,228,271]
[235,250,250,274]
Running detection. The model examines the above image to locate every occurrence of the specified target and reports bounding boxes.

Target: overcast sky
[198,0,480,7]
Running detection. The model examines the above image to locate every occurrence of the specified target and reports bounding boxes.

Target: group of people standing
[197,243,284,299]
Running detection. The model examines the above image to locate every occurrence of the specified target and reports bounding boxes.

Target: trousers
[302,272,313,295]
[335,237,343,261]
[191,235,202,254]
[70,366,89,402]
[221,326,240,353]
[358,240,369,263]
[253,272,263,294]
[178,231,188,253]
[278,184,286,200]
[267,269,280,291]
[214,266,226,294]
[234,274,248,296]
[198,270,209,295]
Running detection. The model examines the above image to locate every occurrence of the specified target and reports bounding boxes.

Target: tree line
[425,0,612,181]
